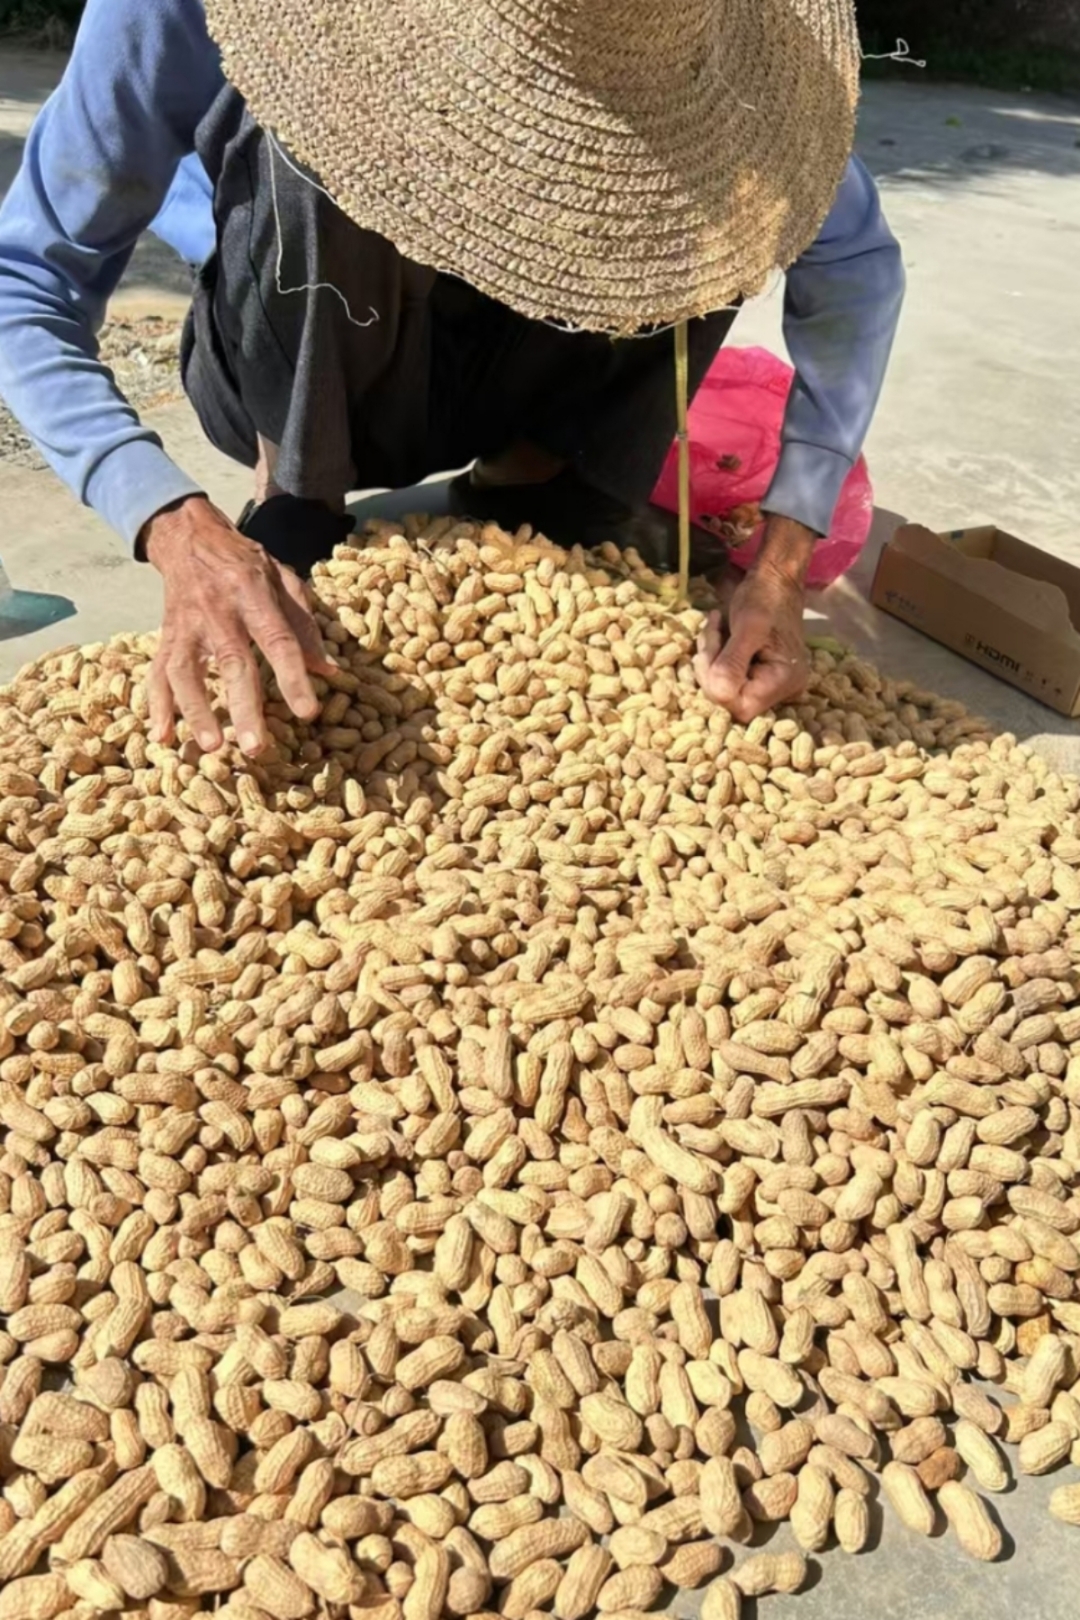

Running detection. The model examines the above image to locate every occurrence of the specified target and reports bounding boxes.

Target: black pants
[181,87,739,513]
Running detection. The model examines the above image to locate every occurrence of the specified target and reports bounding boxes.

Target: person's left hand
[694,516,814,722]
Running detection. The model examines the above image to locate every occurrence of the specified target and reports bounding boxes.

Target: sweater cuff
[84,437,205,551]
[762,442,854,540]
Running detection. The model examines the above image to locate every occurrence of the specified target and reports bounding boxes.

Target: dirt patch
[0,312,185,468]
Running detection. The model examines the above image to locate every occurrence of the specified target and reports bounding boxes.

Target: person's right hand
[693,514,814,723]
[141,495,335,756]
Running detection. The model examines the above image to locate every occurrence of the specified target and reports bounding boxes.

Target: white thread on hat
[207,0,861,337]
[862,37,927,67]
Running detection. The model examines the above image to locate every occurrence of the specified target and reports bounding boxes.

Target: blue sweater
[0,0,905,550]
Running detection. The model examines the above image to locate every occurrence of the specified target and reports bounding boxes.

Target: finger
[147,655,177,747]
[698,616,765,710]
[215,644,269,756]
[693,648,741,710]
[696,609,723,666]
[275,566,338,675]
[711,609,766,684]
[164,650,224,753]
[245,595,321,723]
[738,656,809,722]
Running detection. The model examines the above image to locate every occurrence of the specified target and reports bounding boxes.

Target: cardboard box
[870,524,1080,717]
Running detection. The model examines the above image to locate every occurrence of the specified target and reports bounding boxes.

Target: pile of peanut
[0,516,1079,1620]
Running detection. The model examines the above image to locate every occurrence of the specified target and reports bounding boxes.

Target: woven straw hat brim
[205,0,860,337]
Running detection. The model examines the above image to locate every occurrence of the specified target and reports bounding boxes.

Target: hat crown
[206,0,860,334]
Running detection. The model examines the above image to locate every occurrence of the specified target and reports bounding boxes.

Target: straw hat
[204,0,861,337]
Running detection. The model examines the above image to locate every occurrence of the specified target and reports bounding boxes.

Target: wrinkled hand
[694,518,813,722]
[142,495,334,755]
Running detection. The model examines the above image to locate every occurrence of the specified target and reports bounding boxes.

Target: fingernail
[240,731,260,754]
[197,731,217,752]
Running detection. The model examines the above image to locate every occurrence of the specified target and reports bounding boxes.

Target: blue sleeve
[0,0,224,548]
[149,153,216,267]
[764,156,905,537]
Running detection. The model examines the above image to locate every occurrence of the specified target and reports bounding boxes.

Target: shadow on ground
[857,79,1080,188]
[0,126,26,191]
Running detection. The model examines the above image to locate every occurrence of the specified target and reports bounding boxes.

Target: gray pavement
[1,51,1080,1617]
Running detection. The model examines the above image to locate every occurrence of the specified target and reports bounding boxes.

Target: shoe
[448,467,675,574]
[236,494,355,580]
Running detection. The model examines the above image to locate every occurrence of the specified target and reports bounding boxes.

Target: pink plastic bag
[650,346,874,589]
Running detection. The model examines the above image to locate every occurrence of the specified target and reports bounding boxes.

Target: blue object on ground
[0,568,75,643]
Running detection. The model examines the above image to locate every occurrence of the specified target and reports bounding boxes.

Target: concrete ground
[2,48,1080,1617]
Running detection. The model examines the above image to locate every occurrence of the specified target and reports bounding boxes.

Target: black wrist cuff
[236,495,355,579]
